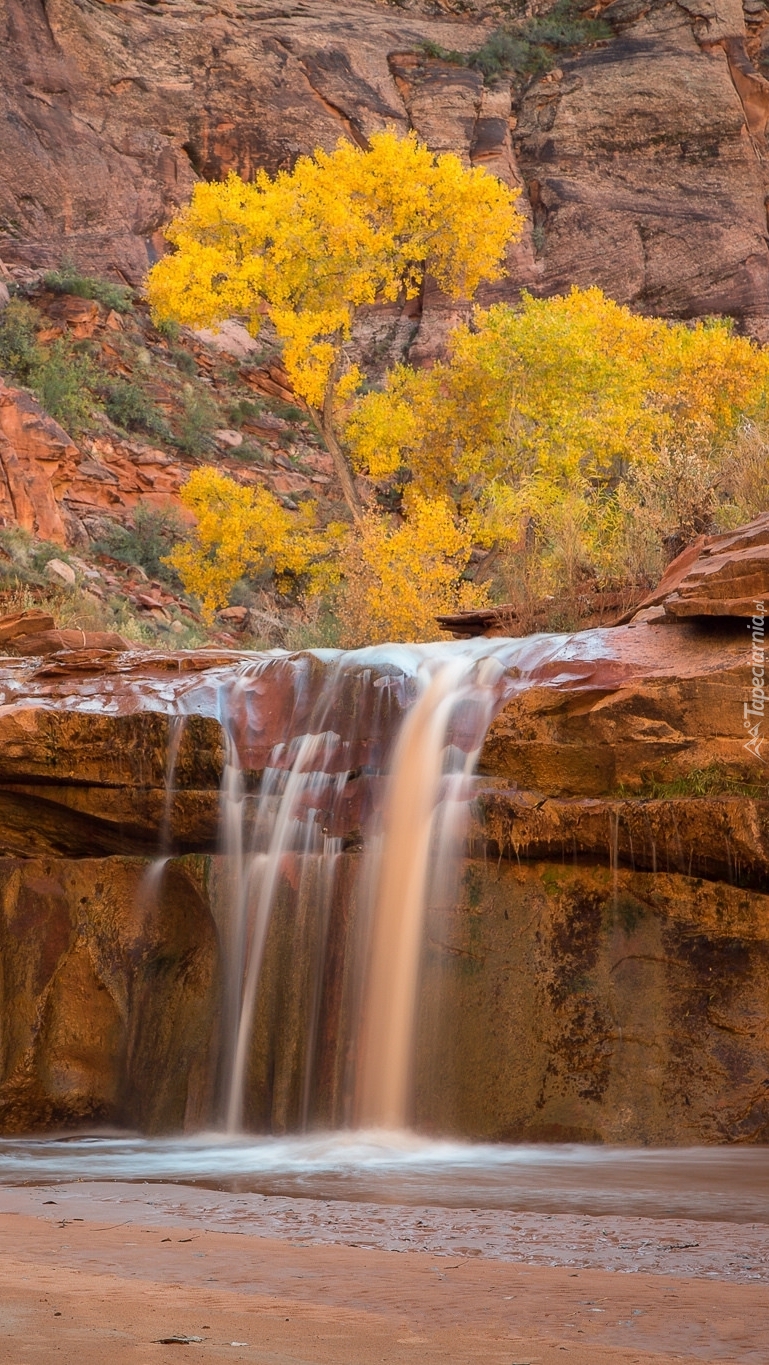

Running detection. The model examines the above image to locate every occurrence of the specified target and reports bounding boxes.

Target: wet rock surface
[420,859,769,1144]
[0,588,765,1138]
[0,855,218,1133]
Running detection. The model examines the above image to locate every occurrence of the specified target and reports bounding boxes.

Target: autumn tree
[146,130,522,521]
[346,287,769,604]
[167,468,344,622]
[337,490,483,646]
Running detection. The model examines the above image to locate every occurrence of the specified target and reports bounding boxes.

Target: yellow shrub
[166,468,342,620]
[346,288,769,601]
[336,492,484,646]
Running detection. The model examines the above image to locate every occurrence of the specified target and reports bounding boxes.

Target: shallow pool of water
[1,1131,767,1223]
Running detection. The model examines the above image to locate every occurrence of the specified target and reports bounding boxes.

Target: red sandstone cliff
[3,0,769,341]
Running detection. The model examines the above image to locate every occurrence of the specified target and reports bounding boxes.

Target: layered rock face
[3,0,769,339]
[0,562,767,1140]
[0,855,218,1132]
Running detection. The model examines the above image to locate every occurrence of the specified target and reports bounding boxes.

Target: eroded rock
[0,380,82,544]
[626,511,769,619]
[3,0,769,339]
[0,855,218,1132]
[418,859,769,1143]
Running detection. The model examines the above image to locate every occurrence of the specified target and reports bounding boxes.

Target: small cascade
[219,731,347,1132]
[140,713,187,905]
[186,635,571,1134]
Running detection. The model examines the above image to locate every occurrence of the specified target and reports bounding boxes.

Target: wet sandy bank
[0,1183,767,1363]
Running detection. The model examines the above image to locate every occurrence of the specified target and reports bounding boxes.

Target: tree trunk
[320,413,364,525]
[304,356,364,525]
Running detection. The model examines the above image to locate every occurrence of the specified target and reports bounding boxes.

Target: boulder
[0,608,55,643]
[44,556,76,587]
[213,428,244,449]
[194,321,260,359]
[626,511,769,620]
[5,629,131,656]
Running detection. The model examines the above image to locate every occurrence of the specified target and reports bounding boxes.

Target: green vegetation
[0,288,224,449]
[173,386,218,456]
[99,375,170,440]
[616,765,769,800]
[32,341,98,433]
[93,504,185,587]
[154,316,181,342]
[0,303,97,432]
[227,397,265,427]
[0,526,206,649]
[43,265,134,314]
[0,298,38,381]
[168,344,197,378]
[422,1,611,83]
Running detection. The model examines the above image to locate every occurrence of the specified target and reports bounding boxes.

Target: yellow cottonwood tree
[346,287,769,591]
[166,468,343,621]
[146,130,522,521]
[337,491,483,645]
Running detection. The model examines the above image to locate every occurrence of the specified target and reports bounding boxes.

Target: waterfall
[194,635,567,1135]
[140,712,187,904]
[355,652,507,1129]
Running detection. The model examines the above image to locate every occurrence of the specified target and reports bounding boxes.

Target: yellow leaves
[147,130,522,411]
[166,468,336,621]
[335,364,363,403]
[337,492,482,646]
[347,285,769,536]
[168,469,477,646]
[342,286,769,618]
[345,376,421,480]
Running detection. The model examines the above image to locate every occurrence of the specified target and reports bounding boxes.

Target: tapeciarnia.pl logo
[744,602,766,760]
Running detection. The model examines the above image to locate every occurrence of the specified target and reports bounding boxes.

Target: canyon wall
[3,0,769,343]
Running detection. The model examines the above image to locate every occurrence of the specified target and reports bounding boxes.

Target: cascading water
[139,712,187,908]
[205,634,570,1136]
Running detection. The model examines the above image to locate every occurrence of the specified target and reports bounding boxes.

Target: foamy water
[0,1133,767,1223]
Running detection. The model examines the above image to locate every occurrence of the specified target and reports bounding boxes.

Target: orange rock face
[0,380,81,543]
[4,0,769,341]
[628,512,769,619]
[0,377,188,546]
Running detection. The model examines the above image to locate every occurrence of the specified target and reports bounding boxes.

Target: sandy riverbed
[0,1183,767,1363]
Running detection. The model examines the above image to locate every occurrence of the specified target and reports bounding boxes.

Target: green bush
[227,397,264,427]
[43,266,134,313]
[173,386,219,456]
[617,764,768,800]
[169,345,197,377]
[154,316,180,342]
[94,503,185,586]
[271,400,306,424]
[99,375,170,439]
[28,341,97,434]
[422,1,612,83]
[469,30,531,79]
[0,298,39,383]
